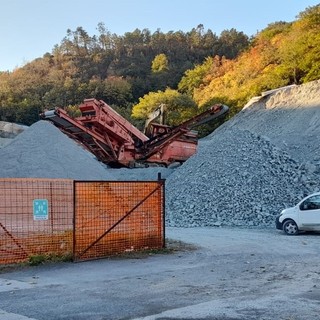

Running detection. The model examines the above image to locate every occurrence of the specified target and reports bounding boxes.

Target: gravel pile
[223,80,320,164]
[165,79,320,227]
[0,121,114,180]
[166,129,320,227]
[0,120,174,181]
[110,167,174,181]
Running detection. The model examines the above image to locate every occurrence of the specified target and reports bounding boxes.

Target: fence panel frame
[73,179,165,262]
[0,178,74,265]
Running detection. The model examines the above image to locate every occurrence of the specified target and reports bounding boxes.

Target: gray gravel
[165,79,320,227]
[0,121,114,180]
[222,80,320,164]
[165,129,320,227]
[0,120,169,181]
[1,227,320,320]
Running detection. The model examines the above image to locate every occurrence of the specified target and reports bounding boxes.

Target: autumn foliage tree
[185,4,320,119]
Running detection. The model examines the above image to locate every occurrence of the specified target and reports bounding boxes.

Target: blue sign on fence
[33,199,49,221]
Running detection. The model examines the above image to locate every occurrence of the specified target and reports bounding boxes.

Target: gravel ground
[0,227,319,320]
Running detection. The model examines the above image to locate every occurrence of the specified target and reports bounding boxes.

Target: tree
[293,4,320,82]
[132,88,197,126]
[151,54,169,73]
[178,56,226,95]
[277,4,320,84]
[217,28,249,59]
[101,76,133,106]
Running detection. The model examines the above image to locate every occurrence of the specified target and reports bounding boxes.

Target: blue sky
[0,0,319,71]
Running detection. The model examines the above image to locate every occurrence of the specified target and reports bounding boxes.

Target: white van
[276,192,320,235]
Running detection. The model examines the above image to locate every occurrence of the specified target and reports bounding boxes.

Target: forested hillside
[0,4,319,131]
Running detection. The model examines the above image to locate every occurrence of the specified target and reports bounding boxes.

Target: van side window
[300,195,320,210]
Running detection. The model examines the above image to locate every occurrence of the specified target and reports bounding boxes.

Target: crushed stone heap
[165,128,320,227]
[222,79,320,164]
[166,79,320,227]
[0,121,114,180]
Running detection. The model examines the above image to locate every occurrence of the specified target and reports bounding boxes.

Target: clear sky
[0,0,319,71]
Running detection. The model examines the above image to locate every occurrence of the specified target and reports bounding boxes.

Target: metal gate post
[158,173,166,249]
[72,180,76,261]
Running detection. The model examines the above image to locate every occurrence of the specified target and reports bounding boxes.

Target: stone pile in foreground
[165,128,320,227]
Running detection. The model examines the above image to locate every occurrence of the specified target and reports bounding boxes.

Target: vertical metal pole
[162,179,166,248]
[50,182,54,236]
[72,181,76,262]
[158,173,166,248]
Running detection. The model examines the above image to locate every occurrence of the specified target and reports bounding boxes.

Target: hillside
[1,4,319,129]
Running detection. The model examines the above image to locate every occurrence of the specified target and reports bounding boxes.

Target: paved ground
[0,227,320,320]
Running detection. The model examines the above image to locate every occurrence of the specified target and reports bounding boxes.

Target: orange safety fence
[74,181,165,261]
[0,179,74,265]
[0,178,165,265]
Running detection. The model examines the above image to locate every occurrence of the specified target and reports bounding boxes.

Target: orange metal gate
[73,180,165,262]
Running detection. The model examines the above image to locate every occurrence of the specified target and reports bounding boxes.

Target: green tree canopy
[132,88,197,126]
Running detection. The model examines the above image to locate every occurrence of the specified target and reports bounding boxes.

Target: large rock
[0,121,26,138]
[0,121,27,147]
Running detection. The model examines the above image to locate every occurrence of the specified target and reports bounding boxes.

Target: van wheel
[283,219,299,235]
